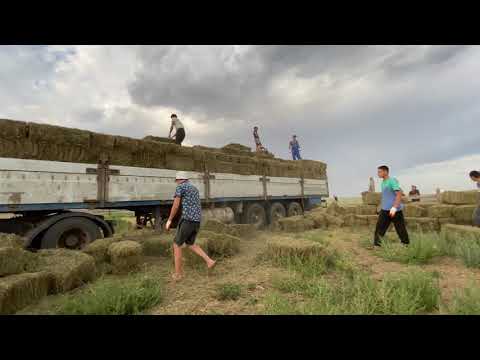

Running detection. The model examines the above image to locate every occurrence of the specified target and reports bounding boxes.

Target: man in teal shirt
[374,165,410,247]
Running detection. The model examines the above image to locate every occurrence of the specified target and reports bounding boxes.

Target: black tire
[269,202,286,223]
[41,217,101,249]
[244,203,267,229]
[287,202,303,217]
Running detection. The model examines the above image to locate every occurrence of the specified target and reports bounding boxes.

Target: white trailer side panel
[267,177,302,197]
[0,158,97,205]
[209,173,264,199]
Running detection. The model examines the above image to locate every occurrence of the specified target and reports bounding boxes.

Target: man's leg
[292,151,297,160]
[374,210,391,246]
[188,245,216,268]
[173,243,183,278]
[392,211,410,245]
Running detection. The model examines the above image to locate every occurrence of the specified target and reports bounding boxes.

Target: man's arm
[165,196,181,230]
[393,191,402,209]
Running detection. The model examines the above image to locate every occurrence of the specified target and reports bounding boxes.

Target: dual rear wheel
[243,201,303,229]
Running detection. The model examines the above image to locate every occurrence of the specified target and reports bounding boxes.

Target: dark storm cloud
[127,45,479,196]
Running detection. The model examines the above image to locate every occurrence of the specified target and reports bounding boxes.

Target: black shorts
[174,219,200,246]
[175,128,185,145]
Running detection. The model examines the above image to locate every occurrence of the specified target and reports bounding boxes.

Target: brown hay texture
[363,192,382,205]
[0,119,327,179]
[198,230,241,257]
[0,247,34,277]
[82,237,122,264]
[441,191,479,205]
[30,249,97,294]
[0,271,52,315]
[442,224,480,242]
[263,238,330,264]
[0,233,24,249]
[405,217,440,232]
[278,216,315,233]
[107,241,143,274]
[452,205,477,225]
[403,204,427,218]
[427,205,455,218]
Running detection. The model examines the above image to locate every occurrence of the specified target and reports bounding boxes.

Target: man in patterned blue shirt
[166,171,216,281]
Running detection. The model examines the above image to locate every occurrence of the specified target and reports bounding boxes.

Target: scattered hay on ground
[229,224,257,239]
[0,272,52,314]
[30,249,97,294]
[107,241,143,274]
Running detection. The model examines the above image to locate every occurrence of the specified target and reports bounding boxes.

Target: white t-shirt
[172,118,184,130]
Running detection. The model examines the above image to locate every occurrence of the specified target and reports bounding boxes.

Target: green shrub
[215,283,243,301]
[55,274,163,315]
[449,285,480,314]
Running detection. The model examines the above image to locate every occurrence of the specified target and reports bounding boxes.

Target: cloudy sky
[1,45,479,197]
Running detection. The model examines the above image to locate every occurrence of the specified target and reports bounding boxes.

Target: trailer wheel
[244,203,267,229]
[269,202,286,223]
[41,217,101,249]
[287,202,303,217]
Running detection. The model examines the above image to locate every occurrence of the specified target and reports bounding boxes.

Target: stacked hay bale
[0,119,327,180]
[441,190,479,205]
[442,224,480,242]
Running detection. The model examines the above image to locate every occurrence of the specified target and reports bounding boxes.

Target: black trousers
[374,210,410,246]
[175,128,185,145]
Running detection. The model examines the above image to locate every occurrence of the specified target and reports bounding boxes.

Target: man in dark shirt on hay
[165,171,216,281]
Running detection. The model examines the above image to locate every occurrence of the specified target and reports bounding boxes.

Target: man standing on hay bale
[469,170,480,226]
[253,126,266,152]
[168,114,186,145]
[165,171,216,281]
[373,165,410,247]
[289,135,302,160]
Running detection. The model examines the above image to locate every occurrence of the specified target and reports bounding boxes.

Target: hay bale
[403,204,427,218]
[427,205,455,218]
[264,238,330,263]
[441,191,479,205]
[453,205,477,225]
[343,206,357,215]
[363,192,382,205]
[202,220,240,237]
[31,249,96,293]
[82,237,122,264]
[137,236,172,257]
[142,136,175,144]
[277,216,315,233]
[0,247,34,277]
[0,272,52,315]
[182,238,210,268]
[355,205,377,216]
[197,231,240,257]
[107,241,143,274]
[442,224,480,242]
[326,202,346,216]
[0,233,24,249]
[354,215,369,227]
[324,214,344,228]
[229,224,256,239]
[306,212,328,229]
[405,217,439,232]
[438,218,456,227]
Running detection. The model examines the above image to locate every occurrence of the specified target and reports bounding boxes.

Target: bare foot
[171,273,183,282]
[207,260,216,269]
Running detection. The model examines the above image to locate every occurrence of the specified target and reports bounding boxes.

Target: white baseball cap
[175,171,189,180]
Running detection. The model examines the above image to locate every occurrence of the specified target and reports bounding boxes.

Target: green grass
[215,283,243,301]
[449,285,480,314]
[265,270,440,315]
[438,231,480,268]
[53,273,164,315]
[375,232,442,265]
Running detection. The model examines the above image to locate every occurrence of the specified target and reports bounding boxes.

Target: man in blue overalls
[373,165,410,247]
[289,135,302,160]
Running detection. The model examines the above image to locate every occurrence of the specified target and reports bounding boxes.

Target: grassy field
[18,222,480,315]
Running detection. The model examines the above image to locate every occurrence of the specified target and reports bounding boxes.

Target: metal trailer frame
[0,157,328,248]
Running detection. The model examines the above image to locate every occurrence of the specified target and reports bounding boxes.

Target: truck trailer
[0,120,329,250]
